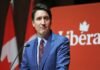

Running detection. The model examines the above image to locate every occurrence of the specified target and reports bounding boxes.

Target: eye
[36,17,42,20]
[44,16,50,20]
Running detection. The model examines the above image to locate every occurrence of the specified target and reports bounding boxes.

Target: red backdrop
[51,3,100,70]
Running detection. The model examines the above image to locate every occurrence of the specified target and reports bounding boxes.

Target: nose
[41,18,45,24]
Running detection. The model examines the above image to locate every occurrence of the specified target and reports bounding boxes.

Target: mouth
[40,26,47,29]
[40,27,48,32]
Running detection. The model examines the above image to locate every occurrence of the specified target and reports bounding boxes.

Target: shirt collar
[37,37,47,47]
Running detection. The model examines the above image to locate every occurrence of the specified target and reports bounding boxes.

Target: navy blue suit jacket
[20,32,70,70]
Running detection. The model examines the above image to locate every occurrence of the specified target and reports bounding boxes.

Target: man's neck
[37,30,51,40]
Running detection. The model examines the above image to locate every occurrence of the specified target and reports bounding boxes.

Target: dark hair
[32,3,52,20]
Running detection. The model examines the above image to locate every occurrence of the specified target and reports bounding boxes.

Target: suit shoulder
[28,39,35,44]
[54,33,69,42]
[24,38,37,48]
[53,33,70,49]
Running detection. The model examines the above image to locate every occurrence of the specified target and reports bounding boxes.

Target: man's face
[32,10,51,37]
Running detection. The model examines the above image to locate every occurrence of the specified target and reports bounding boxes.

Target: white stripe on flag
[0,37,19,70]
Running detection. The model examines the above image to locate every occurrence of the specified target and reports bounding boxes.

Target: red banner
[51,3,100,70]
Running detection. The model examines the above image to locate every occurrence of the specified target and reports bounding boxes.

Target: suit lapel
[39,32,56,69]
[31,38,38,69]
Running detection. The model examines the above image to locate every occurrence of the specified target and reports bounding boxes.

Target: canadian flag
[24,0,36,45]
[0,3,19,70]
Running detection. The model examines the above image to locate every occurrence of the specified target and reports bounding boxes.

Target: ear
[32,21,35,27]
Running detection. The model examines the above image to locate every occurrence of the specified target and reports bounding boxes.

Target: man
[20,3,70,70]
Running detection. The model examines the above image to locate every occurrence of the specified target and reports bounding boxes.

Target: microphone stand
[10,44,30,70]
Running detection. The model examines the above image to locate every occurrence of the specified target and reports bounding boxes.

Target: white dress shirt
[37,37,47,65]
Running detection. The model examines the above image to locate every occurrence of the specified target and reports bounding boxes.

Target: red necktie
[39,39,44,63]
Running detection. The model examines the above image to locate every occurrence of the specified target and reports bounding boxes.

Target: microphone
[10,44,30,70]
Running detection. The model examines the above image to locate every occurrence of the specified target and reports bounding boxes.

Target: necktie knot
[40,39,44,46]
